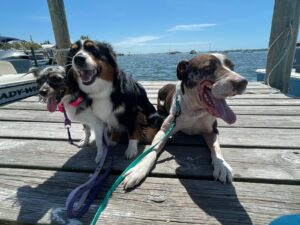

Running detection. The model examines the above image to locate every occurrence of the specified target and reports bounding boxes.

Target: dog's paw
[212,157,233,183]
[123,152,156,189]
[124,147,138,159]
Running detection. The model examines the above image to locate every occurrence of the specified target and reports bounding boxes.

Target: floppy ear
[98,42,118,69]
[28,67,40,77]
[176,60,188,80]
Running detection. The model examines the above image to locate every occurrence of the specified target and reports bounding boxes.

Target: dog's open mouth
[199,80,236,124]
[78,69,98,85]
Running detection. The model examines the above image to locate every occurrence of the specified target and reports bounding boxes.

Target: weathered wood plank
[19,93,295,104]
[0,138,299,183]
[0,110,299,128]
[139,81,271,87]
[4,96,300,112]
[0,168,299,225]
[0,121,299,148]
[2,102,299,116]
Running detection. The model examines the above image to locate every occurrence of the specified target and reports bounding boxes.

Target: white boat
[0,60,37,105]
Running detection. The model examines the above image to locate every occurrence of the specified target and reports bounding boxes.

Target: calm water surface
[118,51,267,82]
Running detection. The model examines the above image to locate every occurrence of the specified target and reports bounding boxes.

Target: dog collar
[58,96,84,112]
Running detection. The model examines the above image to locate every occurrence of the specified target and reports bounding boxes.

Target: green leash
[90,122,176,225]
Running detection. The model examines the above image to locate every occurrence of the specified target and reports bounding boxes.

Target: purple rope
[66,127,113,218]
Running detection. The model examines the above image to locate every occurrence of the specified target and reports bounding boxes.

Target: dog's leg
[125,131,139,159]
[203,133,233,183]
[109,128,119,147]
[78,124,91,147]
[91,120,105,163]
[123,115,177,189]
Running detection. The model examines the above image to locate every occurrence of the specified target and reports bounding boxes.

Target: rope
[265,23,294,86]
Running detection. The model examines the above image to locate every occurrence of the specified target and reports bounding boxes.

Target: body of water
[118,51,267,81]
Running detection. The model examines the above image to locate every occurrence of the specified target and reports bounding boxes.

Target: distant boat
[168,51,181,55]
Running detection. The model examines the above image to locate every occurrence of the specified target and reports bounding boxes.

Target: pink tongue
[47,96,57,112]
[80,70,94,82]
[213,98,236,124]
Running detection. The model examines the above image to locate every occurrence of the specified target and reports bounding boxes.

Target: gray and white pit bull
[123,53,248,189]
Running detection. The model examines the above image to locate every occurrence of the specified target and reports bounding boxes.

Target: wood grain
[0,168,299,225]
[0,110,299,128]
[0,139,299,183]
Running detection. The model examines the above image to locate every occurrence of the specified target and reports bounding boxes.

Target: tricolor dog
[123,53,248,189]
[32,66,105,163]
[67,39,162,159]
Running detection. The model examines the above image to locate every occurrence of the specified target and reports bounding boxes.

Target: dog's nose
[39,89,48,97]
[74,55,86,66]
[232,78,248,93]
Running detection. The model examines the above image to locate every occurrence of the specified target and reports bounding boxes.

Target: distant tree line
[0,41,42,50]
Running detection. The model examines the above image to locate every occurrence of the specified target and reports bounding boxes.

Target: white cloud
[113,41,213,54]
[115,35,160,46]
[167,24,217,32]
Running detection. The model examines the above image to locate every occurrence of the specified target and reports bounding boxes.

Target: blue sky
[0,0,289,53]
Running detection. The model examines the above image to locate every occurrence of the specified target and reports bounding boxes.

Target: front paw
[124,147,138,159]
[212,157,233,183]
[123,152,156,189]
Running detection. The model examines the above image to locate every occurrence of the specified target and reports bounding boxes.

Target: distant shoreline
[117,48,268,56]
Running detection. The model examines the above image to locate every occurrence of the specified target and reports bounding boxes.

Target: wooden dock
[0,81,299,225]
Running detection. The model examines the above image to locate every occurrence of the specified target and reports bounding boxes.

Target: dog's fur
[123,53,248,189]
[32,65,107,163]
[66,39,162,159]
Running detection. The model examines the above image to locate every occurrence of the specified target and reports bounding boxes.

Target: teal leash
[90,122,176,225]
[90,94,181,225]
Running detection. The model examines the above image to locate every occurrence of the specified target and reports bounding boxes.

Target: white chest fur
[80,80,125,130]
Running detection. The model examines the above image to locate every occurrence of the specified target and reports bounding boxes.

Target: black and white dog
[66,39,162,159]
[32,66,106,163]
[123,53,248,189]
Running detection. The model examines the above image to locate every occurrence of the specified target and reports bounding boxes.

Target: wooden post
[265,0,300,93]
[47,0,71,66]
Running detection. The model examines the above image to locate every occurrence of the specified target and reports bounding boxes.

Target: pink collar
[58,96,84,112]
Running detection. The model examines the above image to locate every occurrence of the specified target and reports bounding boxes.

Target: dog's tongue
[47,96,57,112]
[80,70,94,82]
[212,97,236,124]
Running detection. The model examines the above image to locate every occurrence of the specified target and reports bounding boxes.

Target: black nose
[74,54,86,66]
[39,89,48,97]
[232,78,248,93]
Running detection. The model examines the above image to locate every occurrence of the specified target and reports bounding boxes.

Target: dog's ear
[97,42,118,69]
[28,67,40,77]
[176,60,188,80]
